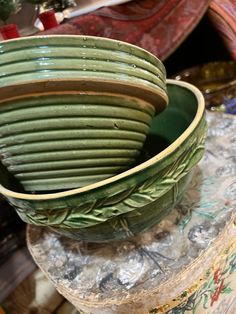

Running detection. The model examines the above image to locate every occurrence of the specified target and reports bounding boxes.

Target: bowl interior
[137,82,198,161]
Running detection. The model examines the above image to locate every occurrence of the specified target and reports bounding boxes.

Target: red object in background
[39,10,58,30]
[0,24,20,40]
[208,0,236,60]
[38,0,236,61]
[41,0,210,61]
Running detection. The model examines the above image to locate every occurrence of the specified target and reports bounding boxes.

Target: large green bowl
[0,80,207,242]
[0,35,168,192]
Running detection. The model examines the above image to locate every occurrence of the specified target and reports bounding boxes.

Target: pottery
[0,35,167,112]
[0,35,166,74]
[0,35,168,191]
[0,90,155,191]
[0,80,207,242]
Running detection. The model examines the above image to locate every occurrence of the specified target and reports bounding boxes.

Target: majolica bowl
[0,80,207,242]
[0,35,168,191]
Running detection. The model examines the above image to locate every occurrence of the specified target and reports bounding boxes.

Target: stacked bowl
[0,80,207,242]
[0,35,168,192]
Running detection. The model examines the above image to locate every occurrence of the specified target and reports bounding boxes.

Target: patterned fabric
[44,0,210,60]
[208,0,236,60]
[44,0,236,61]
[165,248,236,314]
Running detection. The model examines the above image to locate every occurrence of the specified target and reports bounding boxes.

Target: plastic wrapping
[27,112,236,314]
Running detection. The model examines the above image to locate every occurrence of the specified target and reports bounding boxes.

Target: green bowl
[0,90,155,191]
[0,80,207,242]
[0,35,168,192]
[0,35,168,114]
[0,35,166,75]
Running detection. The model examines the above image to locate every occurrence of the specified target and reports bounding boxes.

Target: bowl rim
[0,34,166,74]
[0,79,205,200]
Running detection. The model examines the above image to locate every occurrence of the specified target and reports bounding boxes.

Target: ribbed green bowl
[0,35,168,191]
[0,35,168,113]
[0,90,155,191]
[0,80,207,242]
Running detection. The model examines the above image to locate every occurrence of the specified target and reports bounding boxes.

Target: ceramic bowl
[0,35,168,192]
[0,35,168,113]
[0,88,154,191]
[0,80,207,242]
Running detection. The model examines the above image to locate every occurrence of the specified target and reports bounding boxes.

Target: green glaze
[22,174,116,192]
[51,173,192,242]
[14,166,129,180]
[8,158,137,173]
[0,46,165,80]
[0,71,166,106]
[0,129,146,146]
[0,104,152,125]
[0,93,154,191]
[0,93,155,114]
[6,150,139,166]
[0,59,166,90]
[0,36,168,113]
[0,117,150,137]
[0,35,166,76]
[0,139,143,155]
[0,34,168,191]
[0,80,207,242]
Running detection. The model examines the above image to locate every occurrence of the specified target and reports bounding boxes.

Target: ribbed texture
[0,36,169,191]
[0,93,153,191]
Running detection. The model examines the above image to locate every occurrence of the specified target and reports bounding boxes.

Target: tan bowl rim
[0,78,168,113]
[0,79,205,200]
[0,34,166,75]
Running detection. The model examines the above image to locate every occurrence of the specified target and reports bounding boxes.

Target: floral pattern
[148,248,236,314]
[166,251,236,314]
